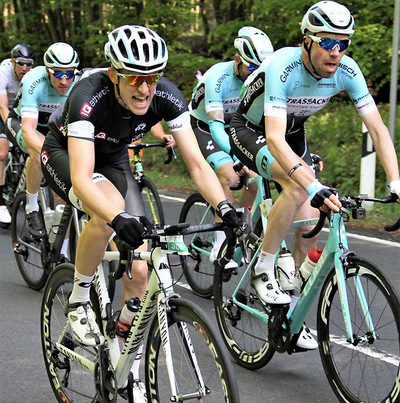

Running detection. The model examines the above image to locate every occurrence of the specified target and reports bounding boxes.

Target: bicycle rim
[41,263,100,403]
[214,239,275,370]
[179,193,215,298]
[11,191,48,290]
[145,298,240,402]
[317,257,400,403]
[139,176,165,227]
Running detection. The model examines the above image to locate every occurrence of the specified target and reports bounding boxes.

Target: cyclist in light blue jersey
[6,42,79,238]
[189,26,274,262]
[230,1,400,314]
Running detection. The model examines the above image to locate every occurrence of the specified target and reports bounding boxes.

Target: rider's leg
[0,136,11,224]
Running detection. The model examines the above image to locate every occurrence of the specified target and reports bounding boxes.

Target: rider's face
[304,33,349,78]
[12,59,33,80]
[47,67,75,95]
[108,68,158,115]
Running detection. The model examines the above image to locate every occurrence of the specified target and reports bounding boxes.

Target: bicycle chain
[267,305,291,353]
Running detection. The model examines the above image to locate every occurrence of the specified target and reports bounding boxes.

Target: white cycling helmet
[301,1,355,36]
[234,26,274,67]
[104,25,168,74]
[44,42,80,68]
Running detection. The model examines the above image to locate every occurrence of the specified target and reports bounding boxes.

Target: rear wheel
[11,190,49,290]
[179,193,215,298]
[318,257,400,403]
[145,298,240,402]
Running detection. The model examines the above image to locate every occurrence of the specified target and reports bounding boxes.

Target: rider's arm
[0,94,9,123]
[149,122,175,148]
[264,114,340,211]
[361,109,400,189]
[21,117,42,153]
[68,133,123,223]
[206,110,231,154]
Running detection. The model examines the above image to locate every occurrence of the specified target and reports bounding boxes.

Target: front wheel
[317,256,400,403]
[11,190,48,290]
[145,298,240,402]
[139,176,165,228]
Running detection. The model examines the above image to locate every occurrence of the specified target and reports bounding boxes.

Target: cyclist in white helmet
[40,25,243,362]
[229,1,399,333]
[6,42,79,239]
[189,26,274,262]
[0,43,35,225]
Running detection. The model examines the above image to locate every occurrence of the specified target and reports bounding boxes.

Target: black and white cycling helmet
[104,25,168,74]
[301,1,355,36]
[44,42,80,69]
[234,26,274,67]
[11,43,35,61]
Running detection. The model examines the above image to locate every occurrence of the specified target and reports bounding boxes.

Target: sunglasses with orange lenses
[114,71,162,87]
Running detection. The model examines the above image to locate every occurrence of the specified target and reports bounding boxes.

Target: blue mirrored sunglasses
[308,35,351,52]
[247,63,259,72]
[48,68,75,80]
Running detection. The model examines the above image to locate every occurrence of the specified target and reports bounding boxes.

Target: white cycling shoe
[294,323,318,351]
[66,301,105,346]
[252,271,292,305]
[132,379,147,403]
[0,205,11,225]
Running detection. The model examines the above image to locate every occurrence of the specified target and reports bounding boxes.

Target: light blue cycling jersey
[239,47,376,134]
[12,66,74,129]
[189,61,243,127]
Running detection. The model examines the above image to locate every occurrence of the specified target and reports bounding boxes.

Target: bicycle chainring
[95,346,117,403]
[267,305,291,353]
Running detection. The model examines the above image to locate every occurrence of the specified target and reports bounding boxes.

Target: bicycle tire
[41,263,103,403]
[179,193,215,298]
[317,256,400,403]
[213,238,275,370]
[11,190,48,290]
[139,176,165,227]
[144,297,240,403]
[68,215,116,303]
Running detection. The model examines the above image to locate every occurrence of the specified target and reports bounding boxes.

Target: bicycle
[0,144,28,228]
[128,141,175,228]
[41,221,240,402]
[213,192,400,403]
[178,156,320,298]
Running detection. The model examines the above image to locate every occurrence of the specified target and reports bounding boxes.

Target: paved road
[0,190,399,402]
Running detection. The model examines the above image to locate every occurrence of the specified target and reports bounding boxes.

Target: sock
[25,191,39,213]
[254,250,276,276]
[61,239,69,259]
[69,270,94,304]
[131,343,143,379]
[0,185,5,205]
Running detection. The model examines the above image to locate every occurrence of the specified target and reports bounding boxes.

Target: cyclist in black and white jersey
[0,44,35,225]
[230,1,400,313]
[41,25,241,358]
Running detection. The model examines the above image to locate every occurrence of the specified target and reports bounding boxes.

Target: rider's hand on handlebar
[163,134,175,148]
[307,181,341,212]
[389,180,400,205]
[109,212,151,248]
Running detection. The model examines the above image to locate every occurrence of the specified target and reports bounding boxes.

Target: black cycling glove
[216,200,240,228]
[110,212,151,249]
[306,181,336,209]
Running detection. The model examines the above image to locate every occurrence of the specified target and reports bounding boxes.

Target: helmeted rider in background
[0,44,35,225]
[189,26,274,263]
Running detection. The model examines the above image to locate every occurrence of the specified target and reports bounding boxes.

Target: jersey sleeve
[0,67,8,94]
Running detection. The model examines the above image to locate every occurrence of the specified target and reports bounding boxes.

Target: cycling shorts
[41,134,145,217]
[0,120,7,140]
[229,112,312,180]
[191,115,234,173]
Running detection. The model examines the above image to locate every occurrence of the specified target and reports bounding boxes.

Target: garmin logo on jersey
[243,77,264,107]
[339,63,357,78]
[280,60,301,82]
[215,72,229,94]
[80,103,93,118]
[155,89,184,111]
[28,77,46,95]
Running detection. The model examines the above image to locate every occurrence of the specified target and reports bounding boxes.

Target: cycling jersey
[12,66,74,129]
[42,69,190,210]
[0,63,20,109]
[189,61,242,126]
[239,47,376,135]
